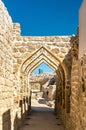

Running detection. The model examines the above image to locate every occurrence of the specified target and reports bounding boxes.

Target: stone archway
[12,35,71,130]
[1,0,85,130]
[20,46,68,75]
[19,45,69,112]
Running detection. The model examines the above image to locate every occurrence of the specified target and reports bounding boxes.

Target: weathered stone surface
[0,1,86,130]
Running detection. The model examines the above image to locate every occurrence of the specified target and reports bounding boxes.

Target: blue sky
[2,0,82,73]
[31,62,54,74]
[2,0,82,36]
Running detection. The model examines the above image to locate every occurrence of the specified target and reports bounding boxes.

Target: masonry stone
[0,0,86,130]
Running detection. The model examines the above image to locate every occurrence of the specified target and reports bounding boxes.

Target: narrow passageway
[20,98,65,130]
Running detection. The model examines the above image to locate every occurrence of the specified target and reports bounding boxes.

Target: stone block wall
[12,29,71,74]
[70,56,86,130]
[12,26,71,123]
[57,51,86,130]
[0,1,30,130]
[0,0,13,130]
[1,1,86,130]
[70,60,80,130]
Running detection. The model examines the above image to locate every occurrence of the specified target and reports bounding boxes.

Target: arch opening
[29,61,56,109]
[19,46,69,115]
[31,62,54,75]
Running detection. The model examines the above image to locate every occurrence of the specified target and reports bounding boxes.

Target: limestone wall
[0,1,13,130]
[56,35,86,130]
[69,60,80,130]
[67,56,86,130]
[1,0,86,130]
[0,1,30,130]
[13,27,71,73]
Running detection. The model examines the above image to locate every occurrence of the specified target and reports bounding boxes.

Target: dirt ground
[20,98,65,130]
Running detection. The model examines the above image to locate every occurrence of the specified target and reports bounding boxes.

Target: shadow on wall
[2,109,11,130]
[14,96,31,130]
[14,97,31,130]
[2,109,21,130]
[13,109,24,130]
[55,49,72,115]
[2,96,31,130]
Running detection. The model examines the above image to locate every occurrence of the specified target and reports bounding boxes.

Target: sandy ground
[20,98,66,130]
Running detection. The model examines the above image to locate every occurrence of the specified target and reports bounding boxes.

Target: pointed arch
[20,46,68,80]
[19,45,71,116]
[28,58,56,75]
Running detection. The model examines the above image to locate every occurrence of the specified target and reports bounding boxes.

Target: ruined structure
[29,73,56,100]
[0,0,86,130]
